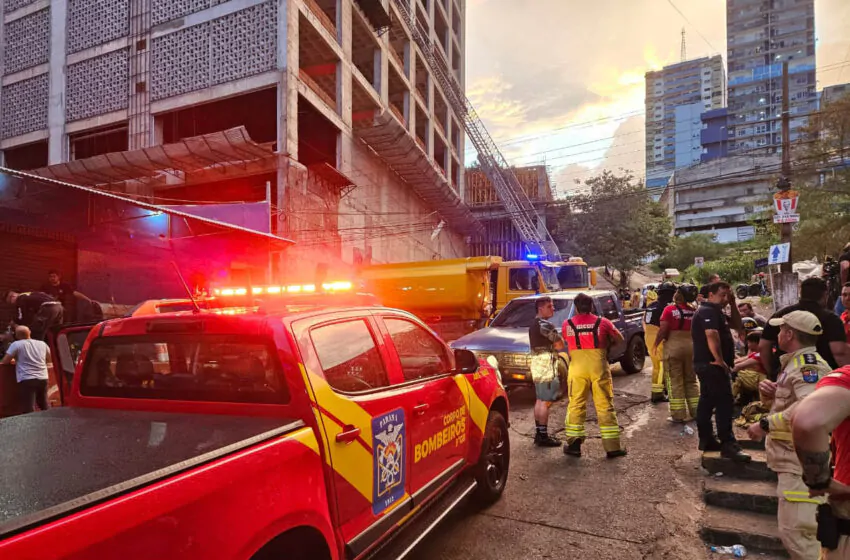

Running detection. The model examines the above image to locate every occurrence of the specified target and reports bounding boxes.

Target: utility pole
[778,61,792,274]
[680,28,686,62]
[772,60,798,309]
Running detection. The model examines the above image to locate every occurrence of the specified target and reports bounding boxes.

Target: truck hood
[450,327,530,354]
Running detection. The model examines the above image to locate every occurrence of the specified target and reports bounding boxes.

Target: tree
[790,92,850,260]
[560,170,672,286]
[656,233,725,272]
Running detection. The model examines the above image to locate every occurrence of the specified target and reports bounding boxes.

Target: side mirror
[454,349,479,374]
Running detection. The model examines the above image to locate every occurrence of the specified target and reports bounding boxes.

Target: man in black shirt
[692,281,751,462]
[759,277,848,378]
[40,270,76,321]
[4,291,64,341]
[529,296,564,447]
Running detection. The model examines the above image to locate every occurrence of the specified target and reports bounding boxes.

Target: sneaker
[563,440,582,457]
[699,438,723,452]
[534,433,561,447]
[606,449,628,459]
[720,441,752,463]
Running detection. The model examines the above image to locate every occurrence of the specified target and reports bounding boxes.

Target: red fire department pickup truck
[0,295,510,560]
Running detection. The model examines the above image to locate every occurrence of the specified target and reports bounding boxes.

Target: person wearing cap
[644,281,676,403]
[747,310,832,559]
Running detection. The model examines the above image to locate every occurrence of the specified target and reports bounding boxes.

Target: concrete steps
[704,477,778,515]
[699,443,787,556]
[701,505,785,556]
[702,449,777,482]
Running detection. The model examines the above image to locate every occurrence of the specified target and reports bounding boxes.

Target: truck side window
[597,296,620,321]
[311,320,390,393]
[509,268,538,291]
[384,318,450,382]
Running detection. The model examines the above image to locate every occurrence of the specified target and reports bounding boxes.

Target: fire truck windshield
[540,265,590,290]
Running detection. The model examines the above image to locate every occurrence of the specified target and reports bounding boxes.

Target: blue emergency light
[525,253,540,261]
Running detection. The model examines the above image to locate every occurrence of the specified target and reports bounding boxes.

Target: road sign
[768,243,790,265]
[773,213,800,224]
[754,257,769,268]
[694,257,704,268]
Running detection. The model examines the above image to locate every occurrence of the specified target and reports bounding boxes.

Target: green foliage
[682,254,756,285]
[559,170,672,282]
[655,233,725,272]
[760,295,774,305]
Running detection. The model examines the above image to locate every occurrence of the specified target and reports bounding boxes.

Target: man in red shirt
[562,293,625,458]
[840,283,850,343]
[792,365,850,557]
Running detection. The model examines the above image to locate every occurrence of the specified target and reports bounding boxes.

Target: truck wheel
[472,411,510,507]
[619,336,646,374]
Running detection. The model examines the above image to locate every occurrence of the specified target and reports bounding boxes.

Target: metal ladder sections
[392,0,559,258]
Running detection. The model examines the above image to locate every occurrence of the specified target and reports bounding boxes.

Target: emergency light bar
[525,253,540,261]
[213,281,353,297]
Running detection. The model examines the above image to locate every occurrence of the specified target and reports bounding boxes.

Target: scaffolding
[391,0,559,258]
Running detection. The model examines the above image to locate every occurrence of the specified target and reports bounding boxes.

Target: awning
[0,167,293,246]
[29,127,277,188]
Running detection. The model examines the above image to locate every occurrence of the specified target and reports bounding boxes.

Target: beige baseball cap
[768,310,823,335]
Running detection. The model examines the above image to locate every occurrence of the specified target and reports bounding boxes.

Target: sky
[462,0,850,196]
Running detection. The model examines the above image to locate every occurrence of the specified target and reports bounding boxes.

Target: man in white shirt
[1,325,51,413]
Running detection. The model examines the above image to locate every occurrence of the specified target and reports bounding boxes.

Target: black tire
[619,336,645,374]
[472,411,510,507]
[736,285,749,299]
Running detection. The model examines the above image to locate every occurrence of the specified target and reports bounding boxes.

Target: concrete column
[127,0,153,150]
[47,0,68,164]
[275,0,298,246]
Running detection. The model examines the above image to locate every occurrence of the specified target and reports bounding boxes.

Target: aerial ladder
[392,0,560,259]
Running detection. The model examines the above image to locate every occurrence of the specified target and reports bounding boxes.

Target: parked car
[450,290,647,388]
[0,299,509,560]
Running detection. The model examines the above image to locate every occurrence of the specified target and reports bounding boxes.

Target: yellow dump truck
[358,255,595,342]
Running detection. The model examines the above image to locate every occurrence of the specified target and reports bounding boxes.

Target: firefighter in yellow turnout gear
[747,311,832,560]
[654,284,700,422]
[562,293,627,459]
[644,282,677,403]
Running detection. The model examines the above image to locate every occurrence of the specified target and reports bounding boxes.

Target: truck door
[376,315,469,502]
[293,314,412,558]
[48,325,96,405]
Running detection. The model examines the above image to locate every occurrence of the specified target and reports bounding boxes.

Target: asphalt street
[409,360,717,560]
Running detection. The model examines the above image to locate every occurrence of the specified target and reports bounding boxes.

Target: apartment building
[726,0,817,155]
[0,0,473,279]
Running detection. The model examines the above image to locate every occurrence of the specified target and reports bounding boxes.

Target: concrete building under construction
[0,0,476,283]
[464,165,554,260]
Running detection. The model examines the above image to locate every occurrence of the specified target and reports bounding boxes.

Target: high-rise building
[645,55,726,188]
[822,83,850,105]
[0,0,473,276]
[726,0,817,155]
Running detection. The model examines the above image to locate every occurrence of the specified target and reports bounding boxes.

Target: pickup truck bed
[0,408,302,539]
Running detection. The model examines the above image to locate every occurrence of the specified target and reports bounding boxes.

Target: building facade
[726,0,817,155]
[823,83,850,105]
[465,165,553,261]
[700,107,730,162]
[0,0,472,280]
[645,55,726,188]
[670,155,779,243]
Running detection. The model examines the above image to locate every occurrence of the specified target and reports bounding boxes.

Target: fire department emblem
[372,408,406,514]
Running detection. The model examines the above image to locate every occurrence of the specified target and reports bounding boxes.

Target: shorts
[535,379,560,402]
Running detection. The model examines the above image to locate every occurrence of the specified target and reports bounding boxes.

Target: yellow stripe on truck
[288,426,321,455]
[298,364,374,502]
[453,374,489,433]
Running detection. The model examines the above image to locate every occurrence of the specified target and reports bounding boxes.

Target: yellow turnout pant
[645,324,665,397]
[565,349,623,452]
[776,472,823,560]
[663,332,699,421]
